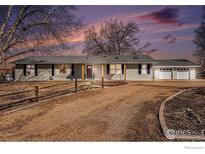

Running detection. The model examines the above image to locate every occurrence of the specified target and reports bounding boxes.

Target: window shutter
[138,64,142,74]
[23,64,27,76]
[35,64,38,76]
[121,64,124,75]
[52,64,55,76]
[147,64,151,74]
[71,64,74,76]
[107,64,110,74]
[12,68,15,80]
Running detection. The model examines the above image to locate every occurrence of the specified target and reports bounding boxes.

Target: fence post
[75,78,77,93]
[35,86,39,102]
[102,76,104,88]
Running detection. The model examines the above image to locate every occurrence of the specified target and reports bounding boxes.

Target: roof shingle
[12,56,200,67]
[12,55,156,64]
[154,59,199,67]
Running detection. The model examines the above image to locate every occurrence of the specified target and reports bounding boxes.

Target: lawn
[0,80,205,141]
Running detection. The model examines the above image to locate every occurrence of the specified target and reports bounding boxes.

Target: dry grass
[164,88,205,133]
[0,80,205,141]
[0,81,85,104]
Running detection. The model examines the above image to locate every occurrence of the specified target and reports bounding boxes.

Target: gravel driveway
[0,81,204,141]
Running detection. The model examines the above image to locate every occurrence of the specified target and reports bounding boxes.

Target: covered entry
[86,65,92,79]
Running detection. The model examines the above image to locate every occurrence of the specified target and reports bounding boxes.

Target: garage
[176,68,189,79]
[159,68,172,79]
[154,59,199,80]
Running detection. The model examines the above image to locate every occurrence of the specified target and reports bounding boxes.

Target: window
[35,64,38,76]
[176,68,188,71]
[71,64,74,76]
[138,64,142,74]
[107,64,110,74]
[52,64,55,76]
[26,64,34,75]
[58,64,67,74]
[121,64,124,75]
[116,64,121,74]
[110,64,115,74]
[27,64,34,69]
[160,68,172,71]
[147,64,151,74]
[110,64,121,74]
[141,64,147,74]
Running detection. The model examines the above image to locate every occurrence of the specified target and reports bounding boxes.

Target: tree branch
[0,6,13,39]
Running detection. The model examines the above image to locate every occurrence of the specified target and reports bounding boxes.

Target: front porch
[82,64,126,81]
[54,64,127,81]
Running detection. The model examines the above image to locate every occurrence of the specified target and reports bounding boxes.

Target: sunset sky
[73,6,204,61]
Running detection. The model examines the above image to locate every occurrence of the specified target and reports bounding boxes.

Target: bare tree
[0,5,82,65]
[193,8,205,70]
[83,19,150,55]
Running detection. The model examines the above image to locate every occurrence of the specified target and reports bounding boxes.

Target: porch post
[171,68,173,79]
[101,64,104,78]
[82,64,85,80]
[124,64,126,80]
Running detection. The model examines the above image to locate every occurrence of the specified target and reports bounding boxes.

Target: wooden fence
[0,78,127,112]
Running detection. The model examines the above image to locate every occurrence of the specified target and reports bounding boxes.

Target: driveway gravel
[0,81,204,141]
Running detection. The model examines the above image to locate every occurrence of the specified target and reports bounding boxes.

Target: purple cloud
[144,49,159,55]
[163,34,172,40]
[140,7,182,25]
[168,37,177,44]
[163,34,177,44]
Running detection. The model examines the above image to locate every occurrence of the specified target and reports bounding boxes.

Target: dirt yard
[0,80,205,141]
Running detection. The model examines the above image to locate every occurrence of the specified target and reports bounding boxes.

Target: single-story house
[12,55,200,81]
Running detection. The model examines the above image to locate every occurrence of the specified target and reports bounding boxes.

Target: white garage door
[176,71,189,79]
[159,71,172,79]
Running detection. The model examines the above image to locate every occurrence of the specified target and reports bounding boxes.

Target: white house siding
[190,68,196,79]
[15,64,25,81]
[37,64,52,80]
[154,68,160,79]
[172,69,177,79]
[126,64,153,80]
[15,64,52,81]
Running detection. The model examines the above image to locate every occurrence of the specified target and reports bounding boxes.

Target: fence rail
[0,78,127,112]
[0,89,35,97]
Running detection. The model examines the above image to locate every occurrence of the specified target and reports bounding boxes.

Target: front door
[87,65,92,79]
